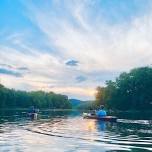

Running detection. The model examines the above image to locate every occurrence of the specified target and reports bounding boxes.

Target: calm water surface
[0,110,151,152]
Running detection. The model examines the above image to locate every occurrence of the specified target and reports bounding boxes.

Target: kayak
[83,113,117,122]
[27,113,38,119]
[27,108,39,120]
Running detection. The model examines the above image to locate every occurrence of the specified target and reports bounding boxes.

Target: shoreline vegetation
[0,66,152,112]
[0,108,151,113]
[76,66,152,112]
[0,85,72,109]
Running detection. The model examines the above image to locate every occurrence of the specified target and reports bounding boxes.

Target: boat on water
[27,112,38,119]
[83,113,117,122]
[27,106,39,120]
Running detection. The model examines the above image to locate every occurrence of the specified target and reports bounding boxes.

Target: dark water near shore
[0,109,152,152]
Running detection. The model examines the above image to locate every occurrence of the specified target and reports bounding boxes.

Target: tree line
[0,84,71,109]
[95,67,152,111]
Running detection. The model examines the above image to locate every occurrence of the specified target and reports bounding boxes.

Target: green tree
[0,84,72,109]
[95,86,106,106]
[104,67,152,110]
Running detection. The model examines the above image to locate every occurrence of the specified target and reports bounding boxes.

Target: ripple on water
[24,117,152,152]
[0,115,152,152]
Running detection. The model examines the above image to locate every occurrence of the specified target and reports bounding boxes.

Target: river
[0,110,151,152]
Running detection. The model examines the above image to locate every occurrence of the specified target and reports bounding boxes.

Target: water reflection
[86,120,96,131]
[96,121,106,131]
[0,110,151,152]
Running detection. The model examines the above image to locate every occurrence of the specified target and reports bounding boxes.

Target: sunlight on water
[86,120,96,131]
[0,110,151,152]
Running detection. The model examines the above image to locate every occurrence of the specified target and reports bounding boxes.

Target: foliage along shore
[0,66,152,112]
[0,84,71,109]
[94,66,152,111]
[76,66,152,112]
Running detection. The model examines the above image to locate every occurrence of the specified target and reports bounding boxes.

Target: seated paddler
[96,105,107,117]
[28,106,36,114]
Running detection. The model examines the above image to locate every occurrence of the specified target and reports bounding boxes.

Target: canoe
[83,113,117,122]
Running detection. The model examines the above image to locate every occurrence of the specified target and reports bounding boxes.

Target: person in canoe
[83,105,117,122]
[96,105,107,117]
[27,106,38,120]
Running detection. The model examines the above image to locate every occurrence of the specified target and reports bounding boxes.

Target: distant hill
[69,99,94,109]
[69,99,82,107]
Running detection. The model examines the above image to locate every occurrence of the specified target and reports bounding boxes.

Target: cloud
[65,60,79,66]
[17,67,29,71]
[24,0,152,72]
[0,63,13,69]
[1,0,152,100]
[0,68,22,77]
[46,86,95,101]
[76,76,87,83]
[0,63,29,78]
[0,63,29,71]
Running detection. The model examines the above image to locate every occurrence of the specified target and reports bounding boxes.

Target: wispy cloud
[0,68,22,77]
[76,76,87,83]
[17,67,29,71]
[0,63,29,71]
[0,63,29,77]
[24,0,152,70]
[0,0,152,100]
[0,64,13,69]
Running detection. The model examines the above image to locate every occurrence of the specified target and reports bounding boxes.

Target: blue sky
[0,0,152,100]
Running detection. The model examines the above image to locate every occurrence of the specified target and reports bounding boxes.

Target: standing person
[96,105,107,117]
